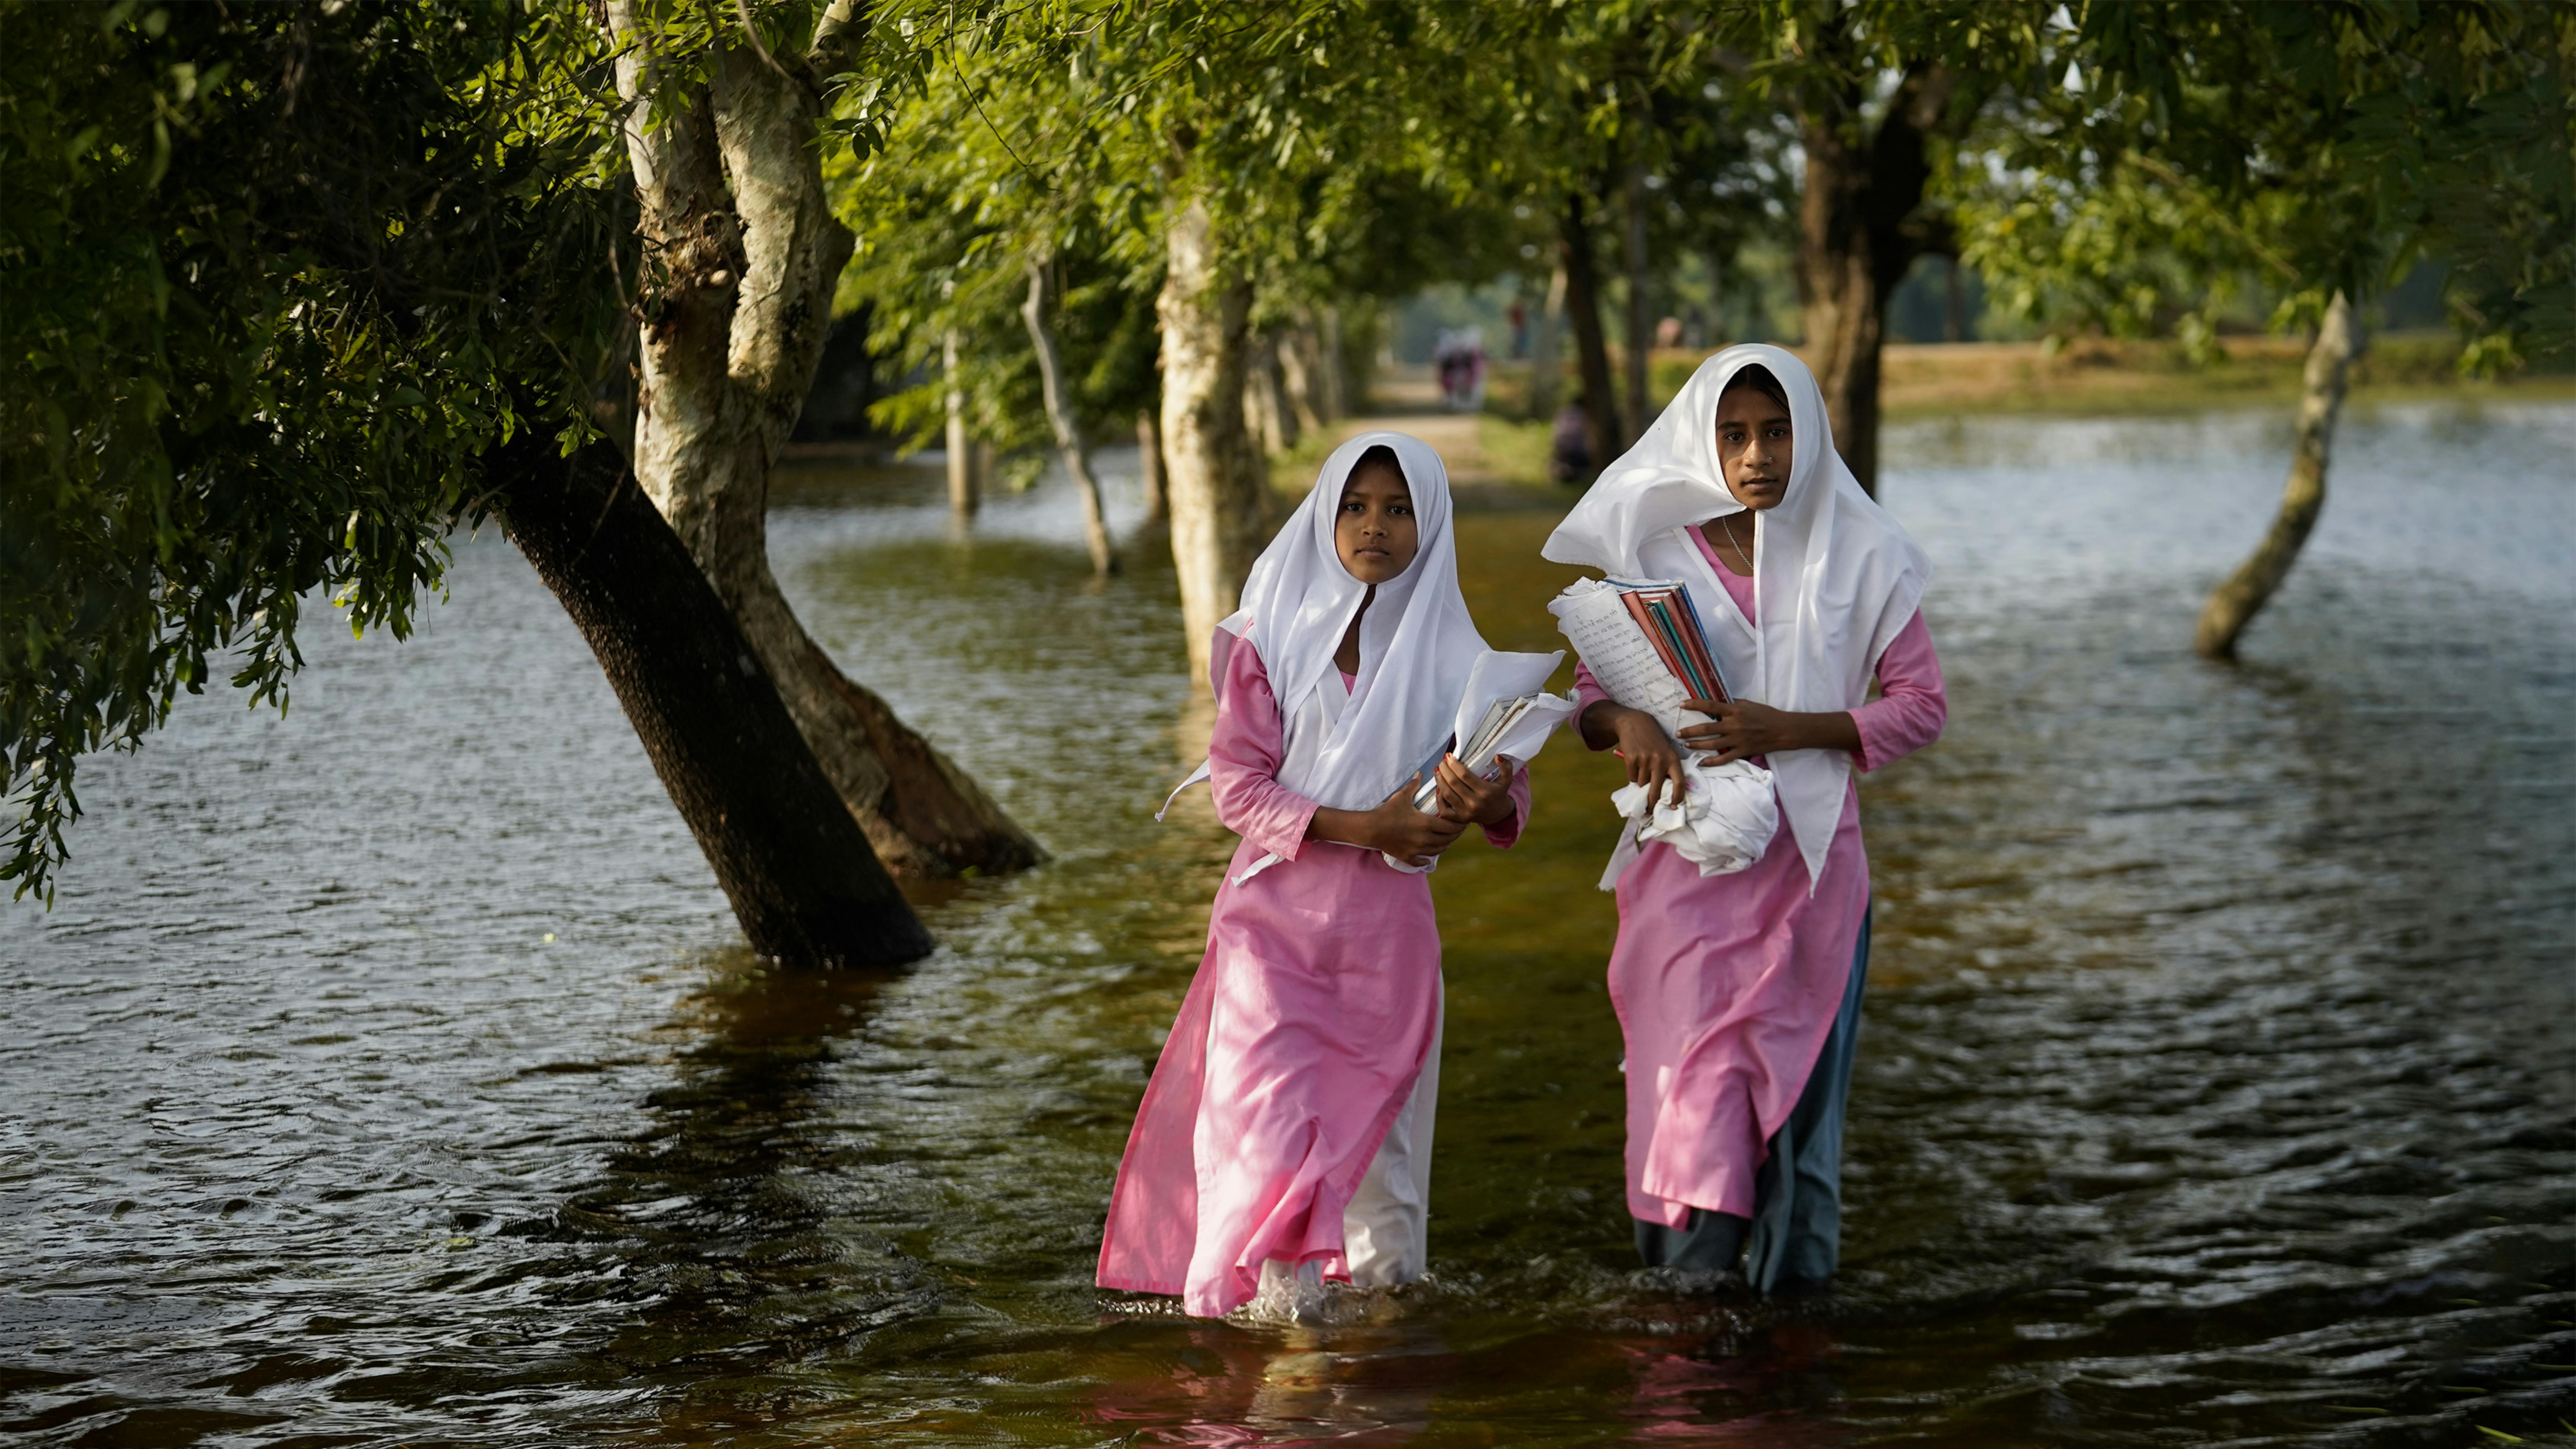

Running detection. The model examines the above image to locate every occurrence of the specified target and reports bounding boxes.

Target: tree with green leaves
[844,3,1479,685]
[828,22,1164,568]
[2,0,930,963]
[1962,0,2573,657]
[1708,0,2053,496]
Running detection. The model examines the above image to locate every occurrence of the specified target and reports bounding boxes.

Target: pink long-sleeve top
[1573,525,1945,1226]
[1098,631,1528,1315]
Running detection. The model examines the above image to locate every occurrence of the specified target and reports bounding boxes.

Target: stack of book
[1548,577,1731,739]
[1612,581,1728,706]
[1411,691,1557,812]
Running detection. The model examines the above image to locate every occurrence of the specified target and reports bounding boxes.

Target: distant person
[1508,300,1529,358]
[1655,315,1684,350]
[1541,345,1947,1294]
[1550,400,1593,483]
[1433,330,1464,408]
[1436,328,1486,412]
[1099,434,1533,1320]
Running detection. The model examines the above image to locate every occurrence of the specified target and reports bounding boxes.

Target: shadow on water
[574,956,927,1393]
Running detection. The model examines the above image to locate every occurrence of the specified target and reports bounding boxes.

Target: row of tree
[5,1,2567,965]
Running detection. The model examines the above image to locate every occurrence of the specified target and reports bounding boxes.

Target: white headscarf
[1542,345,1930,888]
[1173,432,1489,849]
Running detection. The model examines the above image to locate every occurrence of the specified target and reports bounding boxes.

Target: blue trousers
[1632,911,1869,1293]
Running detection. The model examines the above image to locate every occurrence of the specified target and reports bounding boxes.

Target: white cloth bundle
[1602,758,1779,891]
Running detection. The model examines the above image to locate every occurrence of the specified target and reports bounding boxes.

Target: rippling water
[5,402,2572,1446]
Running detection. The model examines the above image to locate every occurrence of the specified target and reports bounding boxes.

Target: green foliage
[829,22,1168,459]
[0,0,626,900]
[1959,1,2575,369]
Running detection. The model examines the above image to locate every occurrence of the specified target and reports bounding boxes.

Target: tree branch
[806,0,865,77]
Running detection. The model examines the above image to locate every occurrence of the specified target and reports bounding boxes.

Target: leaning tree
[2,0,930,963]
[593,0,1045,876]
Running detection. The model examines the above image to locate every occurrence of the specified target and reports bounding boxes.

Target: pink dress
[1574,525,1946,1228]
[1098,633,1529,1317]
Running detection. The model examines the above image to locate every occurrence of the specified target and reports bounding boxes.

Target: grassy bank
[1310,336,2572,491]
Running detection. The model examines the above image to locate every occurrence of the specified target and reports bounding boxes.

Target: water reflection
[573,956,918,1385]
[1089,1323,1446,1446]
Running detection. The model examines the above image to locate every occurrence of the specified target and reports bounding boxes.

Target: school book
[1547,577,1731,740]
[1399,648,1576,819]
[1616,585,1728,707]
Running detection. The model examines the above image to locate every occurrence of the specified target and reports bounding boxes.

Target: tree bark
[1559,190,1624,467]
[1021,255,1117,576]
[2194,291,2363,660]
[1277,315,1330,436]
[1529,262,1567,422]
[605,3,1044,878]
[1135,409,1166,525]
[1622,162,1653,438]
[1315,304,1348,419]
[1158,195,1272,685]
[1792,55,1952,497]
[943,328,980,518]
[493,437,932,967]
[1242,331,1298,454]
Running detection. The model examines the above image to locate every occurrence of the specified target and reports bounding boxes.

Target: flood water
[5,402,2572,1447]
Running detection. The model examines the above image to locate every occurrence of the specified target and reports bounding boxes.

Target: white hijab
[1542,345,1930,887]
[1206,430,1489,821]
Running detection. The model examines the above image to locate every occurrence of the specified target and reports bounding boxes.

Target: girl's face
[1335,463,1419,585]
[1713,383,1792,510]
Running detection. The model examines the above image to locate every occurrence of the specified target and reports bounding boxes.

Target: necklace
[1713,514,1754,575]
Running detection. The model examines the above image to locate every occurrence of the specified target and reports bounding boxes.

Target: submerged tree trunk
[943,329,980,518]
[2195,291,2363,660]
[1158,195,1271,684]
[1021,256,1117,576]
[606,3,1044,878]
[1529,263,1567,422]
[1560,190,1624,466]
[495,437,932,967]
[1792,54,1951,497]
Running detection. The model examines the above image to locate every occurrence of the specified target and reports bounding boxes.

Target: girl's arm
[1848,610,1947,772]
[1207,635,1323,862]
[1678,610,1944,768]
[1309,786,1464,868]
[1430,755,1531,846]
[1208,635,1464,865]
[1575,662,1690,809]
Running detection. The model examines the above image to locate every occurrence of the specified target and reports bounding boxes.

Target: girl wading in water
[1100,433,1529,1319]
[1543,345,1946,1292]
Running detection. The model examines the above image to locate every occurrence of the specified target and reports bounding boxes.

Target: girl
[1542,345,1946,1292]
[1099,432,1529,1319]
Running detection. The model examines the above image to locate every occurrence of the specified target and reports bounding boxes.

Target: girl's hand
[1433,753,1518,827]
[1363,774,1467,866]
[1677,699,1860,765]
[1599,704,1686,810]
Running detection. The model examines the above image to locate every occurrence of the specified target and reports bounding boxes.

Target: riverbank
[1312,337,2576,491]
